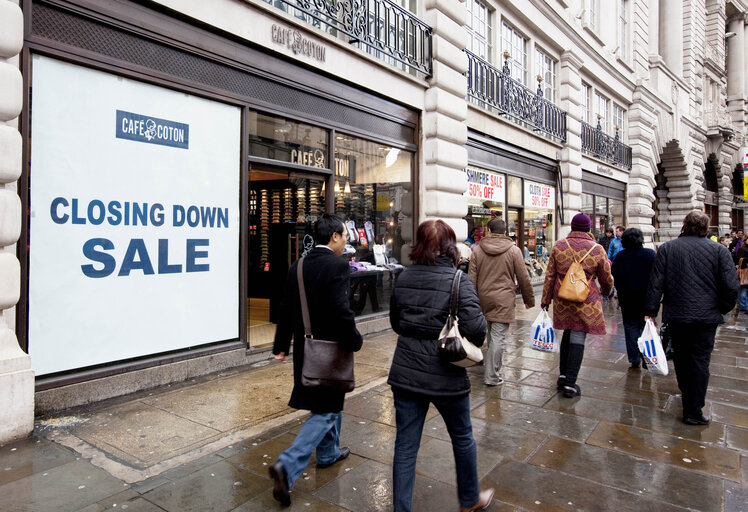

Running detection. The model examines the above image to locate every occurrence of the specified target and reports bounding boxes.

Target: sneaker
[562,384,581,398]
[484,378,504,386]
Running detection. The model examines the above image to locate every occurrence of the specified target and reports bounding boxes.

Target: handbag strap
[449,270,462,318]
[297,258,313,338]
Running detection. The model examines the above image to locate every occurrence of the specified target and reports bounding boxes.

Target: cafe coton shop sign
[271,24,327,62]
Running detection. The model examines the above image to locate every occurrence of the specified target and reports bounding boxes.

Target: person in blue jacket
[607,225,625,262]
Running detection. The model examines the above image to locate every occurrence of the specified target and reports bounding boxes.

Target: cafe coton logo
[271,24,327,62]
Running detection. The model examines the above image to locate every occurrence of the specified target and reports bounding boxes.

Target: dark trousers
[669,322,718,418]
[622,317,645,364]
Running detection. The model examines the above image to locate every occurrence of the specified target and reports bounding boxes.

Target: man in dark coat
[645,211,739,426]
[269,214,363,507]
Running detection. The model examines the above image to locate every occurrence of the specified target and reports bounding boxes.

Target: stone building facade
[0,0,746,443]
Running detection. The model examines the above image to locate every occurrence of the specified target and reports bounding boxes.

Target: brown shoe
[460,488,494,512]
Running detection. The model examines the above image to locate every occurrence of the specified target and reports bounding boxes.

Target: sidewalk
[0,302,746,511]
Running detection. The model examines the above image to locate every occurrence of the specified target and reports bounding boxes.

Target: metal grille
[465,50,566,142]
[31,2,415,144]
[265,0,432,76]
[581,121,632,170]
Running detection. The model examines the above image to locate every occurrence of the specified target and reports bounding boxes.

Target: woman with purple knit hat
[540,213,614,397]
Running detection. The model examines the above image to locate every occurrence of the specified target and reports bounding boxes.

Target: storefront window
[523,181,555,282]
[334,133,412,316]
[507,176,522,205]
[463,166,506,244]
[581,192,625,239]
[248,111,328,167]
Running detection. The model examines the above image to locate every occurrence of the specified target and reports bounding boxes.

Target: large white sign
[463,167,506,203]
[29,56,241,375]
[524,181,555,210]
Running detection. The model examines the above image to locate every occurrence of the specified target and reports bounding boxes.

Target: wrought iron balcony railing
[264,0,432,76]
[581,120,632,170]
[465,50,567,142]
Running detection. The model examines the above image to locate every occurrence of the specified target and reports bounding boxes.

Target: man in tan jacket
[469,218,535,385]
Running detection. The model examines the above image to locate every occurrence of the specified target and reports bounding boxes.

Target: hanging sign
[524,181,555,210]
[463,167,506,202]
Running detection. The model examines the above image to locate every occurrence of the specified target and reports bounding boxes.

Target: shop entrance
[247,165,326,348]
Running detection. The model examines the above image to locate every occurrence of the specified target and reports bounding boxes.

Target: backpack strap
[564,238,596,263]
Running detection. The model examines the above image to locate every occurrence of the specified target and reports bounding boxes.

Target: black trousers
[668,322,718,418]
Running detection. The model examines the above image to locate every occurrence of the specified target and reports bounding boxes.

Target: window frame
[594,92,609,133]
[535,47,556,102]
[612,103,625,140]
[466,0,492,61]
[618,0,628,61]
[581,83,591,124]
[501,21,528,85]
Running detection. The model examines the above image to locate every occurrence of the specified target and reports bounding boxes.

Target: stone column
[627,89,659,241]
[421,0,469,241]
[648,0,660,56]
[557,49,584,236]
[659,0,683,75]
[0,0,34,445]
[727,13,745,126]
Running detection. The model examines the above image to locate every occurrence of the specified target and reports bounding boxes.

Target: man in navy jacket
[270,214,363,506]
[645,211,739,425]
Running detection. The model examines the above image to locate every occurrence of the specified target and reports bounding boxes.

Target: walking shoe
[562,384,581,398]
[484,378,504,386]
[629,361,641,369]
[683,415,710,425]
[316,447,350,469]
[556,376,566,390]
[269,460,291,506]
[459,487,495,512]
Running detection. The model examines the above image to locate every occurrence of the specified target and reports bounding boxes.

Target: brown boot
[460,488,494,512]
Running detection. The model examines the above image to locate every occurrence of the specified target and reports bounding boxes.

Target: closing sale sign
[29,56,240,375]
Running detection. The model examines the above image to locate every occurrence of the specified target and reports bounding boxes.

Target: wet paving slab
[1,307,746,511]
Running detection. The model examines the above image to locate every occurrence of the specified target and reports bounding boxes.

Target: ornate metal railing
[465,50,567,142]
[581,120,632,170]
[264,0,432,76]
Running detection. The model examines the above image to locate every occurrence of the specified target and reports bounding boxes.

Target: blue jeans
[622,317,645,365]
[392,389,479,511]
[277,412,342,489]
[739,287,748,310]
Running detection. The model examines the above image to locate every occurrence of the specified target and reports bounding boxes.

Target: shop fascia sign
[524,181,555,210]
[271,24,326,62]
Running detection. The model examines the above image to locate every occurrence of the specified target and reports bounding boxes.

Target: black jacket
[387,258,486,397]
[611,247,656,321]
[645,234,740,324]
[273,247,363,413]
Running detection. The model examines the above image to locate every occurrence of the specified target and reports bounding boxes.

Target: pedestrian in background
[607,225,625,262]
[541,213,614,398]
[269,214,363,507]
[469,218,534,386]
[388,220,494,512]
[645,211,739,425]
[611,228,656,369]
[735,232,748,315]
[598,227,615,254]
[730,229,744,263]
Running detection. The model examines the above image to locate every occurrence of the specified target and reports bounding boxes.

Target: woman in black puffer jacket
[388,220,493,512]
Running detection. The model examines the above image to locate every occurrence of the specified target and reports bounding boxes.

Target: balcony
[263,0,432,77]
[465,50,567,142]
[581,121,632,170]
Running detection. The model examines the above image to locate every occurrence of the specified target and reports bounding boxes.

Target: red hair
[410,220,460,266]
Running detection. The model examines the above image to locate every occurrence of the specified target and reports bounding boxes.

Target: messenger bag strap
[450,270,462,318]
[297,258,313,338]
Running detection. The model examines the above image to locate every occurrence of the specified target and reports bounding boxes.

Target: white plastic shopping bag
[530,309,557,352]
[637,319,669,375]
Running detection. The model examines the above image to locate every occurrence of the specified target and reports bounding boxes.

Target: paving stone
[161,454,224,481]
[0,459,127,512]
[503,356,558,372]
[343,393,399,427]
[469,381,556,407]
[470,398,540,423]
[313,458,460,512]
[484,459,689,511]
[586,421,741,481]
[711,402,748,428]
[710,363,748,380]
[706,386,748,408]
[543,394,636,424]
[528,436,724,512]
[130,475,170,494]
[424,415,546,462]
[232,488,346,510]
[726,426,748,451]
[335,422,398,466]
[0,436,76,487]
[142,461,270,512]
[724,480,748,512]
[711,354,738,366]
[413,436,504,484]
[491,403,599,442]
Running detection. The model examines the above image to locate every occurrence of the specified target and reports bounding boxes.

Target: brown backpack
[557,240,597,302]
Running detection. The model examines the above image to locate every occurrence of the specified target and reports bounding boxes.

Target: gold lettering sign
[291,148,326,168]
[271,25,327,62]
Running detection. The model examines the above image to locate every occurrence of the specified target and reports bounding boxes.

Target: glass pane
[507,209,520,243]
[248,168,325,348]
[523,208,554,281]
[248,111,328,167]
[507,176,522,205]
[334,134,412,317]
[595,196,608,215]
[463,167,505,245]
[581,193,594,214]
[608,198,624,227]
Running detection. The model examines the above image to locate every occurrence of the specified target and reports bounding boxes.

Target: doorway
[247,165,326,347]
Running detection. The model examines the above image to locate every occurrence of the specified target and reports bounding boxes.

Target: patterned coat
[540,231,614,334]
